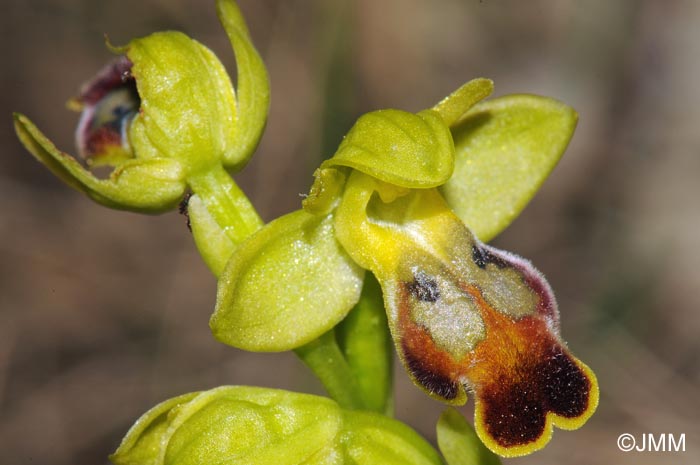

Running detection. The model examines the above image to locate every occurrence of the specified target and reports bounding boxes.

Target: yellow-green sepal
[14,113,186,213]
[437,408,501,465]
[211,209,365,351]
[124,31,237,172]
[216,0,271,170]
[323,109,455,189]
[441,95,577,242]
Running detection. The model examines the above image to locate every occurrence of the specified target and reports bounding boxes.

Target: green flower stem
[187,165,263,246]
[337,273,394,415]
[294,330,365,411]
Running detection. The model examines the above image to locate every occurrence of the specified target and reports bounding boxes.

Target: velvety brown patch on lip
[478,344,591,447]
[401,343,460,400]
[541,350,591,418]
[457,283,593,451]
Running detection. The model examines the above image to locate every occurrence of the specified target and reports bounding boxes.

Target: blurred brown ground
[1,0,699,464]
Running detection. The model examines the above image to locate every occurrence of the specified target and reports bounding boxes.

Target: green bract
[211,210,365,351]
[111,386,442,465]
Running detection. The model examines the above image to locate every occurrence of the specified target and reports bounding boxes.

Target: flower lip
[75,56,139,164]
[332,170,597,456]
[393,244,598,456]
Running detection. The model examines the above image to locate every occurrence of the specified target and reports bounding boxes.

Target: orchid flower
[14,0,269,274]
[210,79,598,457]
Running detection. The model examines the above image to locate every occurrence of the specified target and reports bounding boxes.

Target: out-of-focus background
[1,0,699,463]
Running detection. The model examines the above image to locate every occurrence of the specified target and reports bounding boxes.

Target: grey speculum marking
[407,271,440,302]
